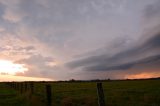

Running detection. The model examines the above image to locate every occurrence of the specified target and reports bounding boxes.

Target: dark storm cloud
[67,32,160,71]
[83,55,160,71]
[144,0,160,18]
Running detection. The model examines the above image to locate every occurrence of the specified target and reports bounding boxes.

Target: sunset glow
[0,60,28,75]
[125,72,160,79]
[0,75,52,82]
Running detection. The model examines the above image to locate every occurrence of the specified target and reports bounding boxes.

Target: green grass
[0,79,160,106]
[33,79,160,106]
[0,83,30,106]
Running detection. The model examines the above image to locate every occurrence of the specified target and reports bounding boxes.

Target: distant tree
[69,79,76,82]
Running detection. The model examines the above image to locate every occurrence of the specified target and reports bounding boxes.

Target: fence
[5,82,106,106]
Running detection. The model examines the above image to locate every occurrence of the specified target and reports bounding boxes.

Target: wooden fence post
[24,82,27,91]
[11,82,13,88]
[13,82,15,89]
[97,82,105,106]
[12,82,15,89]
[15,83,18,90]
[46,84,52,106]
[17,82,20,91]
[30,82,34,94]
[20,83,23,94]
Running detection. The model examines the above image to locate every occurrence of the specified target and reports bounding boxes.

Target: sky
[0,0,160,81]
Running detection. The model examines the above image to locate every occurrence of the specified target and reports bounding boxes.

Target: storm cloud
[67,32,160,71]
[0,0,160,80]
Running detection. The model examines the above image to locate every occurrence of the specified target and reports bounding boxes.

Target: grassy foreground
[0,79,160,106]
[0,83,30,106]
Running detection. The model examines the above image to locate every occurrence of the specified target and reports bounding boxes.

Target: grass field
[0,83,31,106]
[0,79,160,106]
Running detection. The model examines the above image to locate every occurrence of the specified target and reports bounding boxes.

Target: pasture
[0,79,160,106]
